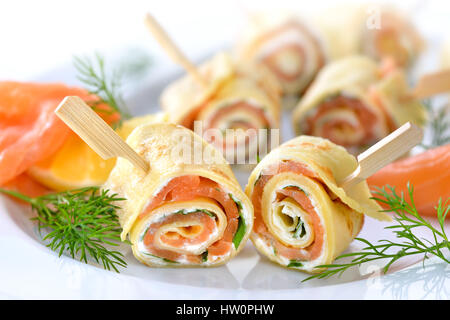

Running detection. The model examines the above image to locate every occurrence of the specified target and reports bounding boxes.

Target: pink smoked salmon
[0,82,120,194]
[368,144,450,218]
[141,175,239,263]
[252,161,325,261]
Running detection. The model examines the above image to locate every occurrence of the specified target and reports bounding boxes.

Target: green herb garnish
[303,183,450,282]
[293,219,306,238]
[74,53,131,125]
[0,187,127,272]
[174,208,216,218]
[233,217,246,250]
[229,194,246,249]
[229,194,243,210]
[201,251,209,263]
[288,260,304,268]
[254,173,263,186]
[420,100,450,149]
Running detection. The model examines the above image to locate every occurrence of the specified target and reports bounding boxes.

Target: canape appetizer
[161,52,281,163]
[292,55,426,154]
[315,4,424,68]
[236,11,326,96]
[245,135,390,273]
[103,123,254,266]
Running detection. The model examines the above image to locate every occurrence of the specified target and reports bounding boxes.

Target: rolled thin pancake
[103,123,253,267]
[368,69,426,131]
[245,136,390,273]
[237,11,326,95]
[360,6,424,68]
[314,4,424,67]
[292,56,388,154]
[292,55,426,154]
[161,52,281,163]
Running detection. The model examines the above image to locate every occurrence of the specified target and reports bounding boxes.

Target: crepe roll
[368,68,427,131]
[245,136,390,273]
[360,6,424,68]
[292,56,388,154]
[103,123,253,267]
[236,11,326,95]
[315,4,424,68]
[161,52,281,163]
[292,55,426,154]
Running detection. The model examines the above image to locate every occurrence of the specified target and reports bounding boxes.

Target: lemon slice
[28,113,166,191]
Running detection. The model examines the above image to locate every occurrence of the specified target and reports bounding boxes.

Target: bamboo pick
[339,122,423,189]
[144,13,208,88]
[409,70,450,99]
[55,96,149,173]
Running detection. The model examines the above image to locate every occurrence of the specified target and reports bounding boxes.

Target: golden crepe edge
[245,135,390,272]
[103,123,254,267]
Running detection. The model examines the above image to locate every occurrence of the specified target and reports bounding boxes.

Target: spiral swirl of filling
[132,175,251,266]
[245,136,389,273]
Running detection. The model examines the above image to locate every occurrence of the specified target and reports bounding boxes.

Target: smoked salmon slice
[251,161,325,262]
[0,82,119,190]
[141,175,239,261]
[2,173,50,201]
[368,144,450,217]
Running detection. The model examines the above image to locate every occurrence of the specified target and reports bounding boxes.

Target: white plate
[0,54,449,300]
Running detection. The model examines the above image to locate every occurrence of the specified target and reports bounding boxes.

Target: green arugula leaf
[143,253,179,264]
[229,194,246,249]
[287,260,304,268]
[201,251,209,263]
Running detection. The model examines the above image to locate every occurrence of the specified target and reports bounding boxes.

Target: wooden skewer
[144,13,208,88]
[55,96,149,173]
[410,70,450,99]
[339,122,423,189]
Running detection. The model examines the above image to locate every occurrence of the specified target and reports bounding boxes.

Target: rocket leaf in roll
[245,135,390,273]
[103,123,254,267]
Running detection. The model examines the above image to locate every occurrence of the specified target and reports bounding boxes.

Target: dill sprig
[0,187,128,272]
[421,99,450,149]
[74,53,131,124]
[303,184,450,282]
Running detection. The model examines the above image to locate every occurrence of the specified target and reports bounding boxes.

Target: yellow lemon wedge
[27,113,166,191]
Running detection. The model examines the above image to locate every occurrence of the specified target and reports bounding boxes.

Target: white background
[1,0,450,81]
